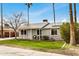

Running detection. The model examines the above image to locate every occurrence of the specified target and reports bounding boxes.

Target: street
[0,45,66,56]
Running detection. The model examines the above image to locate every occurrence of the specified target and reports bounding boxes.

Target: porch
[0,30,15,38]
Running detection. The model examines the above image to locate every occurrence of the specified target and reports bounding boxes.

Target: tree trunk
[74,3,77,23]
[27,4,29,26]
[15,30,17,39]
[69,3,76,45]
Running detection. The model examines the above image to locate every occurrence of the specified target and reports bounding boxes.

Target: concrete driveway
[0,45,66,56]
[0,38,14,40]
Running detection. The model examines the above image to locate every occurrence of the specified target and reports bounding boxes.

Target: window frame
[21,30,23,35]
[51,29,57,35]
[37,29,39,35]
[24,30,26,35]
[21,30,27,35]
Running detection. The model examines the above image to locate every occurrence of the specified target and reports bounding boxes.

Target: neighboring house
[0,21,15,38]
[19,20,62,40]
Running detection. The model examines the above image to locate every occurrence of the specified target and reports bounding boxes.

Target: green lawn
[0,39,79,55]
[0,39,64,49]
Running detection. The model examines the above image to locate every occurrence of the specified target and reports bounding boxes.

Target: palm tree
[1,3,3,38]
[52,3,55,24]
[74,3,77,23]
[25,3,32,25]
[69,3,76,45]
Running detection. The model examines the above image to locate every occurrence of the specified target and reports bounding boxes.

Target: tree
[25,3,32,25]
[60,23,79,44]
[1,3,3,38]
[69,3,76,45]
[7,12,26,39]
[74,3,77,23]
[60,23,70,43]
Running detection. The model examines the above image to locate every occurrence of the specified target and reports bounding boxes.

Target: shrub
[49,37,55,41]
[60,23,70,43]
[42,36,49,40]
[60,23,79,44]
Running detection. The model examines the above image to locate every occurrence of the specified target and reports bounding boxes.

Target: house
[18,20,62,40]
[0,21,15,38]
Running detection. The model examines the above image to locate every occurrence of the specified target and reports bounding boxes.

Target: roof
[19,22,61,30]
[0,21,14,31]
[19,23,49,30]
[44,23,61,29]
[0,25,14,31]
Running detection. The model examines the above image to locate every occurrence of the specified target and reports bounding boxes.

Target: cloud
[61,19,67,23]
[30,8,49,16]
[4,4,68,23]
[22,7,51,23]
[77,18,79,22]
[23,6,50,19]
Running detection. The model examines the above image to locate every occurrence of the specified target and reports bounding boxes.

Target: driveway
[0,37,14,40]
[0,45,66,56]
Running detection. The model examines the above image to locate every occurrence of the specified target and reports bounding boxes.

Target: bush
[42,36,49,40]
[33,35,49,40]
[60,23,79,44]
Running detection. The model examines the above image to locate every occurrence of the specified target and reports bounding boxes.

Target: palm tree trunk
[74,3,77,23]
[25,3,32,26]
[53,3,55,24]
[1,3,3,38]
[69,3,76,45]
[27,4,29,25]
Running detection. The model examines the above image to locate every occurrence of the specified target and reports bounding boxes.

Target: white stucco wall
[42,29,50,36]
[19,30,28,39]
[27,30,32,39]
[19,29,38,40]
[19,28,62,40]
[32,29,37,36]
[41,28,62,40]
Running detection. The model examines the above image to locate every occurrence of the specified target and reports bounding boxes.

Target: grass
[0,39,79,56]
[0,39,64,49]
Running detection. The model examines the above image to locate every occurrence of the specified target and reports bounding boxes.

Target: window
[21,30,26,35]
[21,30,27,35]
[21,30,23,35]
[51,29,57,35]
[37,30,41,35]
[24,30,26,35]
[37,30,39,35]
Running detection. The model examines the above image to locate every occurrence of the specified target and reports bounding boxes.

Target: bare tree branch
[6,12,26,39]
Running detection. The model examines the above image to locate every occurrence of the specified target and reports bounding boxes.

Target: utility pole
[1,3,3,38]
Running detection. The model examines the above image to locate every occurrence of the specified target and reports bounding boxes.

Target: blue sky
[0,3,79,23]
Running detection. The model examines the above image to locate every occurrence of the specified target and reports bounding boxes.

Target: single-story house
[18,20,62,40]
[0,22,15,38]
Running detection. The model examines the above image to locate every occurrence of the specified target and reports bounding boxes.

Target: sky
[0,3,79,23]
